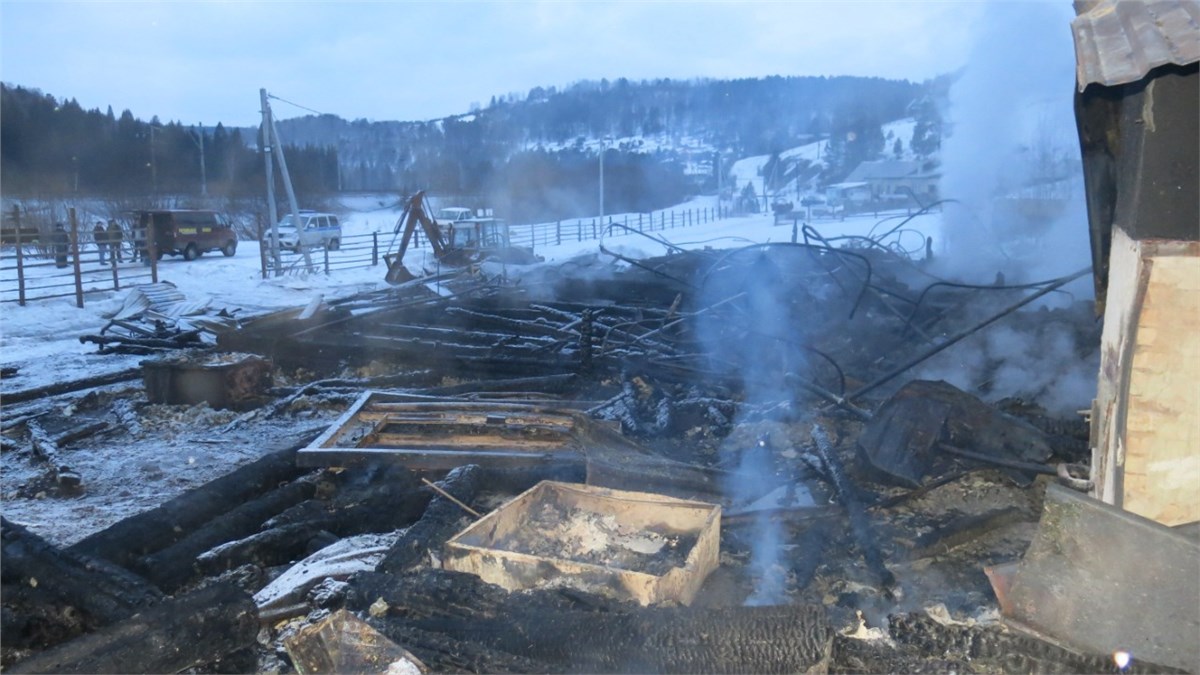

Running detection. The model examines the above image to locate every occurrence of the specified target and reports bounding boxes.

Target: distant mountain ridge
[253,75,927,195]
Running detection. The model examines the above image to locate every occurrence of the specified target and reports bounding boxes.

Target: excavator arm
[385,191,453,283]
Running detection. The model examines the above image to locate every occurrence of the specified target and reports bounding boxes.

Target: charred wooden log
[6,582,258,675]
[376,464,483,574]
[811,423,896,593]
[1,583,92,654]
[344,569,615,622]
[24,419,80,488]
[197,465,432,575]
[348,569,831,673]
[1,519,162,650]
[52,420,109,446]
[69,431,317,570]
[368,620,555,674]
[409,605,833,674]
[1,368,144,406]
[79,331,203,350]
[136,477,317,592]
[195,522,334,576]
[108,399,142,437]
[888,612,1184,674]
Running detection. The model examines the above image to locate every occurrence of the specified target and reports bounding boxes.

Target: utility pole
[261,89,281,273]
[148,126,158,194]
[261,88,307,275]
[599,144,605,222]
[196,124,208,197]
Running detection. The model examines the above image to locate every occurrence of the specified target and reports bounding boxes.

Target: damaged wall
[1072,1,1200,526]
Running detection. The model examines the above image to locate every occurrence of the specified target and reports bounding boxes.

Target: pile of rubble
[3,242,1190,674]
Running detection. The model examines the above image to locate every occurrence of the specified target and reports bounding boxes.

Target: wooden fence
[0,207,159,308]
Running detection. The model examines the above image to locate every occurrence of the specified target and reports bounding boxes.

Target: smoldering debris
[2,231,1139,674]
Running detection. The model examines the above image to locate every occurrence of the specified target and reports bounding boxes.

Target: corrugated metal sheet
[1073,0,1200,89]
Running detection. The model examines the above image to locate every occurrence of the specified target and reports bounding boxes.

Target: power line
[267,93,326,117]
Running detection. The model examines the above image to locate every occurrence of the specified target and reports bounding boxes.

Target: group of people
[52,219,128,268]
[92,220,125,265]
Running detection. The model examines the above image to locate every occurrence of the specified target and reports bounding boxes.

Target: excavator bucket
[383,253,417,284]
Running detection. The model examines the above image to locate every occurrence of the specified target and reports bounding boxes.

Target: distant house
[823,181,872,206]
[842,159,940,202]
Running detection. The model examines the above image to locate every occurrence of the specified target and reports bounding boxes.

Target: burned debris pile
[7,240,1172,675]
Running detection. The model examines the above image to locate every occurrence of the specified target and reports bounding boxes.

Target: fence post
[591,219,596,240]
[372,232,379,266]
[577,220,582,242]
[110,247,120,291]
[638,213,643,232]
[556,221,561,246]
[670,211,675,229]
[69,208,84,308]
[14,209,26,307]
[148,229,159,285]
[323,246,330,275]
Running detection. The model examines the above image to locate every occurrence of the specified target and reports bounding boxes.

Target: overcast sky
[1,1,991,127]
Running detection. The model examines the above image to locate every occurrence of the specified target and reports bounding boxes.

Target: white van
[268,211,342,252]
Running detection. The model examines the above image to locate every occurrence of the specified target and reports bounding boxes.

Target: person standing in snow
[93,220,109,264]
[53,223,69,268]
[107,219,124,262]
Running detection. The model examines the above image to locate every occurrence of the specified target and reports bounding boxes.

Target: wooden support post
[372,232,379,266]
[15,207,26,306]
[556,221,561,245]
[69,209,84,308]
[323,245,330,275]
[110,247,120,291]
[147,225,159,284]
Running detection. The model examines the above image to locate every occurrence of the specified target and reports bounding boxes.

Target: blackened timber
[377,464,482,574]
[135,477,317,592]
[68,432,316,569]
[416,373,577,396]
[199,465,431,573]
[6,582,258,675]
[368,621,555,674]
[811,423,896,593]
[375,322,564,347]
[1,518,161,629]
[1,368,142,405]
[410,605,833,674]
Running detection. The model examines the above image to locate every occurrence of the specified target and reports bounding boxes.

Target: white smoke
[934,1,1093,290]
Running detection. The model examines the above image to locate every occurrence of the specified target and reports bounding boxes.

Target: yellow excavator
[384,191,540,283]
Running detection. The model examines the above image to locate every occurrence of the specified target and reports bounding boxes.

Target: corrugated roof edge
[1072,0,1200,90]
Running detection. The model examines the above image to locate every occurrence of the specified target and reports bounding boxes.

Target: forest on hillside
[0,84,338,200]
[2,75,942,223]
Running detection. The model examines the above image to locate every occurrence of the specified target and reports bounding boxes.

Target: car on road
[266,211,342,252]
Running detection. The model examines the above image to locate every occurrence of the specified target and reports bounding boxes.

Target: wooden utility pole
[260,88,309,275]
